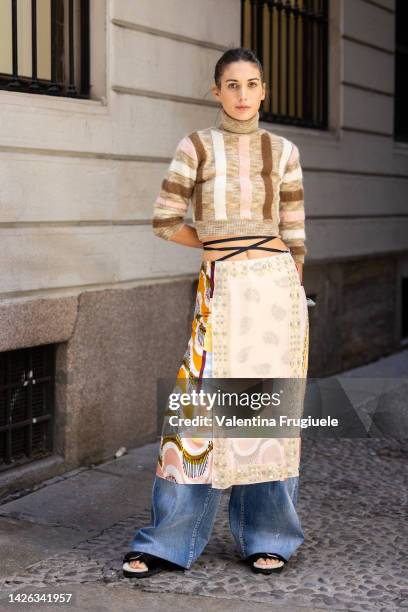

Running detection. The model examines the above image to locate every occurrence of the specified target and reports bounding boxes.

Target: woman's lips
[236,106,251,110]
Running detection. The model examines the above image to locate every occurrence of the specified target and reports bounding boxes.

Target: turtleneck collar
[217,106,260,134]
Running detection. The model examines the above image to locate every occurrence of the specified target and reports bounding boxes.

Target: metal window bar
[0,0,90,98]
[394,0,408,142]
[241,0,328,129]
[0,345,55,472]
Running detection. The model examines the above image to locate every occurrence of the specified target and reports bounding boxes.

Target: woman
[123,47,309,578]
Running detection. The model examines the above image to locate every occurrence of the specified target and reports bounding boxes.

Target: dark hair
[214,47,264,89]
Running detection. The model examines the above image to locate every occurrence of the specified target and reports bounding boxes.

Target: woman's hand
[295,262,303,285]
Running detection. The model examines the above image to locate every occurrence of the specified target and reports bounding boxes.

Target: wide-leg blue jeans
[130,473,304,569]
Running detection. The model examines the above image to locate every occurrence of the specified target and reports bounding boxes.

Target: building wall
[0,0,407,493]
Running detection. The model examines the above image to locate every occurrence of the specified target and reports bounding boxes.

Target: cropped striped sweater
[152,107,307,263]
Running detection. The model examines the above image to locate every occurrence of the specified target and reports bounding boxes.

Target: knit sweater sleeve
[152,135,198,240]
[278,144,307,264]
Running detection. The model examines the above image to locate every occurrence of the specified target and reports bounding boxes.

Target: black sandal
[122,551,184,579]
[245,552,287,575]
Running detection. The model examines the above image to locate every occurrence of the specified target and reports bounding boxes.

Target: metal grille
[0,344,55,471]
[394,0,408,142]
[241,0,329,129]
[0,0,90,98]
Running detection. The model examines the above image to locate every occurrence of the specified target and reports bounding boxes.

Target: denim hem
[244,549,289,564]
[128,545,188,569]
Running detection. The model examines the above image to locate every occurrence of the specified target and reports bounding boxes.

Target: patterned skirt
[155,251,309,489]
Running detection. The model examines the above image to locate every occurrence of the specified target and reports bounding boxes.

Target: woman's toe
[129,560,148,570]
[254,556,281,567]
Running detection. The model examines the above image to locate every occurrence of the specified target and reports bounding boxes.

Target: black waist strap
[202,235,290,262]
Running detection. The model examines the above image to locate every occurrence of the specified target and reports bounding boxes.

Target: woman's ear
[211,84,221,102]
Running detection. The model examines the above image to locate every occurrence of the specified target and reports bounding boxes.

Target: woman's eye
[228,82,258,89]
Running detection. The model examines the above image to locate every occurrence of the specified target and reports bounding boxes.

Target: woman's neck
[218,106,260,134]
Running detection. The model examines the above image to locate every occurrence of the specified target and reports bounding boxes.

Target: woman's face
[212,60,266,121]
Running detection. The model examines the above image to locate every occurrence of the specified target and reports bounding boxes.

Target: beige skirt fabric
[156,252,309,489]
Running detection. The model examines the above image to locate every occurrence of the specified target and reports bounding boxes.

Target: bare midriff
[200,234,290,263]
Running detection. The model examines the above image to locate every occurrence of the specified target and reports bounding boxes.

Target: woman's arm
[278,143,307,272]
[152,135,198,241]
[169,223,203,248]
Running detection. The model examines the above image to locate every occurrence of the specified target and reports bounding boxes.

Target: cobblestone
[0,437,406,611]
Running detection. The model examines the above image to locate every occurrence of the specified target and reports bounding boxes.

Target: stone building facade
[0,0,407,495]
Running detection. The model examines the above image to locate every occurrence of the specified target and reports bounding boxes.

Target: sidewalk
[0,351,407,611]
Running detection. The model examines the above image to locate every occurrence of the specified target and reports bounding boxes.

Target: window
[394,0,408,142]
[241,0,329,129]
[0,345,55,472]
[0,0,90,98]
